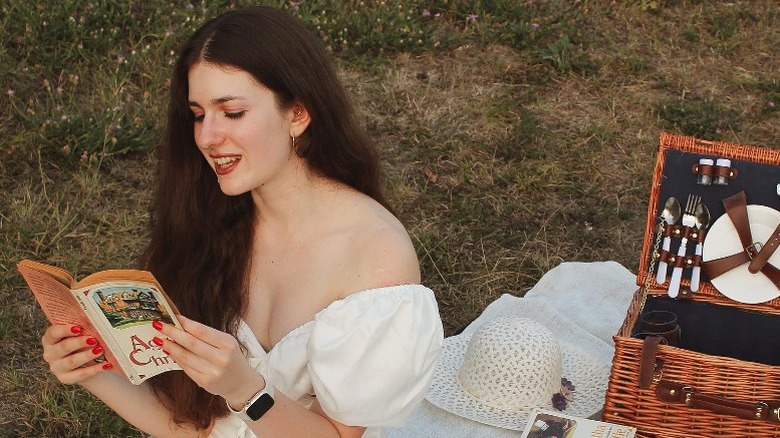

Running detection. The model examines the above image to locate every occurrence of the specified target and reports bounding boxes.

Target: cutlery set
[655,194,711,297]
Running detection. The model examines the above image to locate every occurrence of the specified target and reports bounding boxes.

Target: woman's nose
[195,114,225,149]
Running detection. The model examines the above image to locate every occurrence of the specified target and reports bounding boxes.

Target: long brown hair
[142,5,388,429]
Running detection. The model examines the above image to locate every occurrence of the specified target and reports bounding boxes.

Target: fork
[668,194,701,298]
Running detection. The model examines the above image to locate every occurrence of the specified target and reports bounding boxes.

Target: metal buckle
[682,386,695,406]
[652,360,664,383]
[755,401,769,419]
[745,242,764,260]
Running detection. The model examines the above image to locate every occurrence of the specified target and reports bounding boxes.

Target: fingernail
[152,336,164,346]
[86,337,97,346]
[102,363,113,370]
[92,346,104,355]
[70,325,82,334]
[152,320,163,331]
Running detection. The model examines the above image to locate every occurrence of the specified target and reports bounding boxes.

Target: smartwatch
[226,382,275,421]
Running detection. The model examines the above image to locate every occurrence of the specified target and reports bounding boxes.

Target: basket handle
[656,380,780,424]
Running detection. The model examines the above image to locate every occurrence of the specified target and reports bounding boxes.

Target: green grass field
[1,0,778,436]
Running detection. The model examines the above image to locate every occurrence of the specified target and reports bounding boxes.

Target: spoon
[689,202,711,292]
[655,197,681,284]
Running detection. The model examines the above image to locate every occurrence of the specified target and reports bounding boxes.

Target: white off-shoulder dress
[209,284,444,438]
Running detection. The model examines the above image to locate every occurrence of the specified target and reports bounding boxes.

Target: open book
[520,409,637,438]
[17,259,183,385]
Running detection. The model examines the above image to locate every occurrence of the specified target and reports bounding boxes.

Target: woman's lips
[212,155,241,176]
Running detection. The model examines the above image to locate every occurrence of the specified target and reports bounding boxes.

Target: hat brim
[425,329,610,430]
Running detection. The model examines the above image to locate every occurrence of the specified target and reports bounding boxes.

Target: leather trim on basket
[656,380,780,424]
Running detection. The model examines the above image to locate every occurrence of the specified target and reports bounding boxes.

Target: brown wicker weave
[602,133,780,437]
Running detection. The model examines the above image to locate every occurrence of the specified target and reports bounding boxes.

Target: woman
[40,6,443,438]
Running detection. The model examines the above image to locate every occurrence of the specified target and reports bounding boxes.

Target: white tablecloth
[385,261,637,438]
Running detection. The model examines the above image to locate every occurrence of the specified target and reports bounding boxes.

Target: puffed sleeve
[307,285,443,427]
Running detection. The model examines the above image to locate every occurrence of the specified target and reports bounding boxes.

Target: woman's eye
[225,111,246,120]
[192,113,204,122]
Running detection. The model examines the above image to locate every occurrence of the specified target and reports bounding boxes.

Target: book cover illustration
[524,412,577,438]
[78,282,181,380]
[520,409,636,438]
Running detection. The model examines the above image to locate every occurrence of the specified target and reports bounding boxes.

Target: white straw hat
[425,315,609,430]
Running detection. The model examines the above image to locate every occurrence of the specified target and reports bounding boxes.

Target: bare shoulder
[337,193,421,297]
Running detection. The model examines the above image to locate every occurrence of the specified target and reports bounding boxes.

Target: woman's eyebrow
[188,95,248,107]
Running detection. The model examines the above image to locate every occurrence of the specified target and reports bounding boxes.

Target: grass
[1,0,779,436]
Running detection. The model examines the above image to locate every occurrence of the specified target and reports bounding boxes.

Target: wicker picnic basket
[602,133,780,437]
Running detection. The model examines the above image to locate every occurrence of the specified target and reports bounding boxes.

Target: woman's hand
[41,324,112,385]
[152,316,264,407]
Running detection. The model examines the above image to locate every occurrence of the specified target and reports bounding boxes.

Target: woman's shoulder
[332,191,421,298]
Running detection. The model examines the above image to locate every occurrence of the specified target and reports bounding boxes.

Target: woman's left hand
[153,316,263,405]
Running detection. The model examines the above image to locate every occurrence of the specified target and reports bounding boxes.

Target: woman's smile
[212,154,243,175]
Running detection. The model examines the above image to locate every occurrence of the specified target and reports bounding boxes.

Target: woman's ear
[290,103,311,138]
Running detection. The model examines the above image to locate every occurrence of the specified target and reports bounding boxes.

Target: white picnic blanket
[384,261,637,438]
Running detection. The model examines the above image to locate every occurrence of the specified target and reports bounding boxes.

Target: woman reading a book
[39,5,443,438]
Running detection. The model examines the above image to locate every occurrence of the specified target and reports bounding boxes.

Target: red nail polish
[152,320,163,331]
[102,363,113,370]
[92,346,104,355]
[152,336,164,346]
[86,337,97,346]
[70,325,82,334]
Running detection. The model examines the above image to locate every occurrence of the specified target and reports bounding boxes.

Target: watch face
[246,393,275,420]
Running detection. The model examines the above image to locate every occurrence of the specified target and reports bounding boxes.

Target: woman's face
[187,62,296,196]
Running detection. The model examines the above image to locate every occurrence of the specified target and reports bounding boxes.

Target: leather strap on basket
[702,191,780,289]
[725,191,752,249]
[750,222,780,274]
[639,336,664,389]
[656,380,780,424]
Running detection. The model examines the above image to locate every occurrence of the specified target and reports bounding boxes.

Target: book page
[17,263,90,328]
[74,281,183,384]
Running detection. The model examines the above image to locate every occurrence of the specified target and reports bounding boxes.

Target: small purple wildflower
[552,377,575,410]
[552,393,567,410]
[770,101,776,108]
[466,14,478,22]
[422,9,431,17]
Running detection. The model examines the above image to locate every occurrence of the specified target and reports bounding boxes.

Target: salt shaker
[715,158,732,185]
[697,158,714,186]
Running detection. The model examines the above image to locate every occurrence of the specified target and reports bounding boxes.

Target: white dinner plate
[702,204,780,304]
